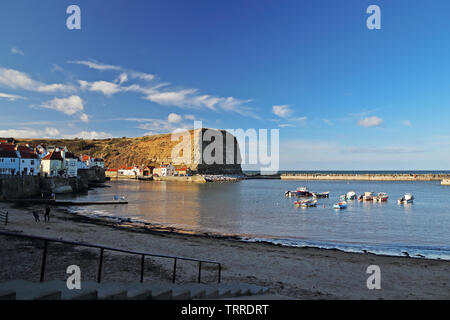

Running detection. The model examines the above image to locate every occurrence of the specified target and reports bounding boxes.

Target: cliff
[16,129,242,175]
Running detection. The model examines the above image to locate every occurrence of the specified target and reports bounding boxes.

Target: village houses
[0,140,94,178]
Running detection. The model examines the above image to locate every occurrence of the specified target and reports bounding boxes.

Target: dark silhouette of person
[44,206,51,222]
[32,211,40,222]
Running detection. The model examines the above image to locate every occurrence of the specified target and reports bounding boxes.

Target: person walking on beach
[44,206,51,222]
[32,211,40,222]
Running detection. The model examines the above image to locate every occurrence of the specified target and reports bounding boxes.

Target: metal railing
[0,231,221,284]
[0,210,8,226]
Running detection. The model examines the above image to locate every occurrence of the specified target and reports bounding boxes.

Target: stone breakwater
[280,173,450,181]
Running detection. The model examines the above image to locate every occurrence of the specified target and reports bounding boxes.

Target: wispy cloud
[0,67,75,93]
[272,105,292,118]
[0,127,60,138]
[401,120,412,127]
[0,92,26,101]
[10,46,24,56]
[72,59,256,117]
[357,116,384,128]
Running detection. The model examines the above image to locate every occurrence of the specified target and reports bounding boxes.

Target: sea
[60,171,450,260]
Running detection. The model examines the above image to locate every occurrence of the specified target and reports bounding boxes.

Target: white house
[153,164,176,177]
[118,166,140,176]
[40,151,63,177]
[63,152,78,177]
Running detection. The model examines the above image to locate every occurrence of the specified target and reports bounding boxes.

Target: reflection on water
[63,179,450,259]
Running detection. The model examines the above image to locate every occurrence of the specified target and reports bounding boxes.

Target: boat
[296,187,313,197]
[285,190,297,197]
[362,192,375,201]
[346,191,357,200]
[333,201,347,209]
[398,193,414,204]
[339,194,346,201]
[294,198,318,208]
[373,192,388,202]
[312,192,329,198]
[358,195,363,201]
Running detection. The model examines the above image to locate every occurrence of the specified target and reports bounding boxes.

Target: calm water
[62,179,450,259]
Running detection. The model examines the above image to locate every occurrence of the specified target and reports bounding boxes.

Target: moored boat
[362,192,375,201]
[312,192,329,198]
[373,192,389,202]
[398,193,414,204]
[296,187,313,197]
[346,191,357,200]
[333,201,347,209]
[294,198,318,207]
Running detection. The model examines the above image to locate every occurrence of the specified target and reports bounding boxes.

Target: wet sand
[0,202,449,299]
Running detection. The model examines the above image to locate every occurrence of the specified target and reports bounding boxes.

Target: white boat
[333,201,347,209]
[373,192,389,202]
[346,191,357,200]
[294,198,317,208]
[362,192,375,201]
[398,193,414,204]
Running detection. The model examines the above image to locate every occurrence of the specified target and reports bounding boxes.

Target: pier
[279,173,450,182]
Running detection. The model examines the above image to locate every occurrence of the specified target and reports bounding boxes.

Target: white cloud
[117,73,128,84]
[272,105,292,118]
[72,59,254,116]
[64,131,112,139]
[69,60,122,71]
[40,95,88,122]
[79,113,89,122]
[10,46,24,56]
[279,124,294,128]
[168,113,183,123]
[357,116,384,128]
[0,127,60,138]
[0,68,75,93]
[0,93,25,101]
[79,80,121,96]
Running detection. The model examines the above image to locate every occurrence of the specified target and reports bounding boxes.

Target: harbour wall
[0,168,106,200]
[280,173,450,181]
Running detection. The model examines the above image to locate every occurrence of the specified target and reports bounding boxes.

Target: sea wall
[280,173,450,181]
[0,168,104,200]
[153,175,206,183]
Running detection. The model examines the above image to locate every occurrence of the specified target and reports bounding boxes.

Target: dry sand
[0,202,449,300]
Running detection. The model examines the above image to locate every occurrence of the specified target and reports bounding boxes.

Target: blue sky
[1,0,450,170]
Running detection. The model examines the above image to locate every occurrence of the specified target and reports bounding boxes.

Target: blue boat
[333,201,347,209]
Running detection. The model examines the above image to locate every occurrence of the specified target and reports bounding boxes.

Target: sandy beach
[0,202,449,300]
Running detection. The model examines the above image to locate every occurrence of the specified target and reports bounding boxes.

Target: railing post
[40,240,48,282]
[198,261,202,283]
[172,258,177,283]
[97,248,104,283]
[218,264,221,284]
[140,254,145,283]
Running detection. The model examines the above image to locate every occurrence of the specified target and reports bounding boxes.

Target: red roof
[81,155,90,162]
[107,168,119,172]
[42,151,63,161]
[176,167,187,171]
